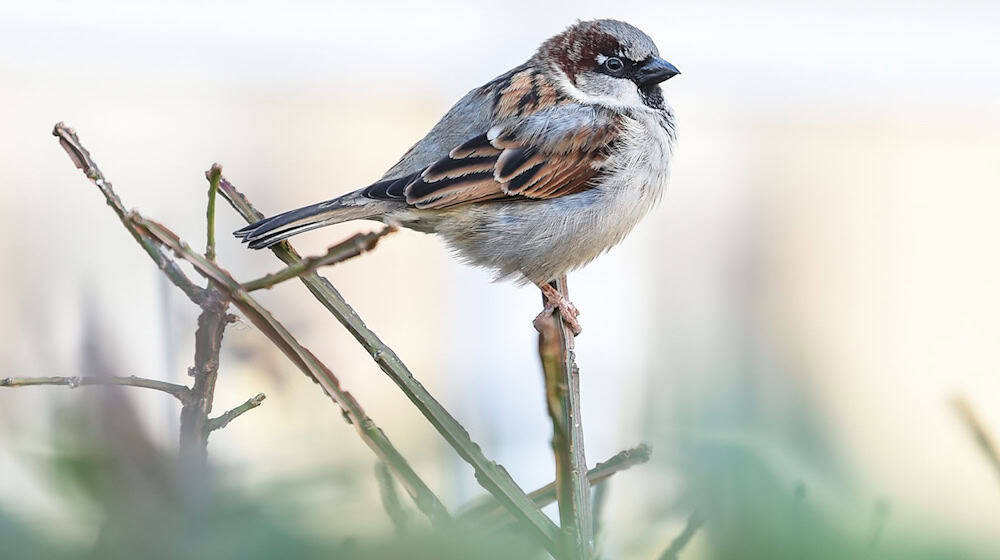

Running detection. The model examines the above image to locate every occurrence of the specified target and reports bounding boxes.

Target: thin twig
[657,511,704,560]
[538,275,592,559]
[241,227,396,292]
[52,122,206,305]
[217,175,561,552]
[51,125,443,521]
[0,375,190,402]
[952,396,1000,488]
[461,444,650,525]
[206,163,222,261]
[206,392,266,432]
[375,461,410,534]
[130,211,451,526]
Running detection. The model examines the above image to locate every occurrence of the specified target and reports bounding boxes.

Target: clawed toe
[535,282,583,336]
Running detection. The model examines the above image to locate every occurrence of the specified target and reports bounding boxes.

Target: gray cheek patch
[576,74,626,98]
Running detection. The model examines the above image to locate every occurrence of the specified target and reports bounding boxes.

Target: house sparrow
[235,19,679,334]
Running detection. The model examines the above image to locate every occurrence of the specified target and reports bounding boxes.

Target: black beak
[634,57,680,88]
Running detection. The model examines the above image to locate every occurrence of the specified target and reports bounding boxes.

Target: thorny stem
[0,375,191,402]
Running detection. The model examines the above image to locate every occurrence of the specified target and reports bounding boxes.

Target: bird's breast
[413,110,675,285]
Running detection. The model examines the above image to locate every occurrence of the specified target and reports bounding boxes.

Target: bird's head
[538,19,679,110]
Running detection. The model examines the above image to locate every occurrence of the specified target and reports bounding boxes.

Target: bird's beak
[635,57,680,87]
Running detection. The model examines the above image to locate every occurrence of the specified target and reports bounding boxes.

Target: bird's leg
[533,277,582,336]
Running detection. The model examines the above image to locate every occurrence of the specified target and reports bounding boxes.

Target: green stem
[206,163,221,261]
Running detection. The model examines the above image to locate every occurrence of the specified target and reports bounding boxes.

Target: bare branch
[1,375,190,402]
[52,122,206,305]
[658,511,704,560]
[241,227,396,292]
[206,392,266,432]
[179,286,230,468]
[461,444,651,522]
[217,175,561,552]
[537,275,592,558]
[375,461,410,534]
[128,212,451,526]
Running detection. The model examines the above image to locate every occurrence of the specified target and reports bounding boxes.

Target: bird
[235,19,679,335]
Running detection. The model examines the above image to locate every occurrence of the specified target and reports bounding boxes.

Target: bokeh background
[2,1,999,558]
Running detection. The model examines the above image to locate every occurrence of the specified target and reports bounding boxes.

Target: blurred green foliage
[3,400,991,560]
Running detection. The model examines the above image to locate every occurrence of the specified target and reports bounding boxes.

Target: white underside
[391,108,675,285]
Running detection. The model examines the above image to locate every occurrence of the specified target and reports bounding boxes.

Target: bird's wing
[377,63,532,180]
[363,102,622,209]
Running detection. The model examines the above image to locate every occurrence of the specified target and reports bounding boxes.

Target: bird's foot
[534,283,582,336]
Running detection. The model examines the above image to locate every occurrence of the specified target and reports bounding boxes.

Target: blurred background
[2,0,999,558]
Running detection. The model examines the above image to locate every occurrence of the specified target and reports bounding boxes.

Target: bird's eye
[603,57,625,74]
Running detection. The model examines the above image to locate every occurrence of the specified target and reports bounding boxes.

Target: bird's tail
[234,192,383,249]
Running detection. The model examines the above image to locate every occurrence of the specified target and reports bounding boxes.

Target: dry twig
[207,392,267,432]
[217,175,560,552]
[241,228,396,292]
[52,123,251,470]
[1,375,191,402]
[537,275,593,558]
[52,122,206,305]
[132,213,451,525]
[462,445,651,526]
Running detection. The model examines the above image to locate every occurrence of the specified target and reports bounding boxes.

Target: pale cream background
[1,0,999,557]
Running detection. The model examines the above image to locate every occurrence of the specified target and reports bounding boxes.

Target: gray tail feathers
[234,194,379,249]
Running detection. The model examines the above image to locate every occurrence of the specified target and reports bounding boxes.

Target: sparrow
[235,19,679,334]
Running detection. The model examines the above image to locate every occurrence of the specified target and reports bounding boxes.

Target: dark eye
[603,57,624,74]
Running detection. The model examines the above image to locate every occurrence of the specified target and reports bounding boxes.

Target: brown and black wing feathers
[364,66,622,210]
